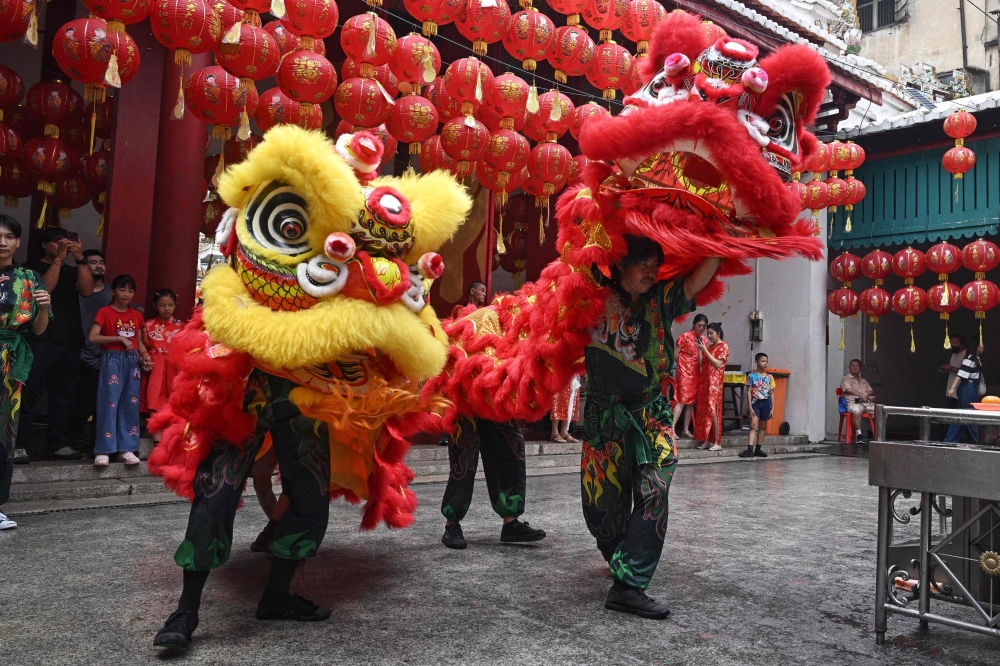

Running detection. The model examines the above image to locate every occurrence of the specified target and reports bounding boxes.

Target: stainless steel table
[871,405,1000,645]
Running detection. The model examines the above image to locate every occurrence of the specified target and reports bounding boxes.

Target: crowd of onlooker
[0,217,183,530]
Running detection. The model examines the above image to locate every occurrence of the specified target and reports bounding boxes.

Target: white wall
[671,211,831,442]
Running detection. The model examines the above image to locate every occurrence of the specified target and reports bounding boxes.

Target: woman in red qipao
[141,289,184,438]
[694,323,729,451]
[671,314,708,438]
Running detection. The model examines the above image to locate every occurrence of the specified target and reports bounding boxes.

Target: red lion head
[569,10,829,297]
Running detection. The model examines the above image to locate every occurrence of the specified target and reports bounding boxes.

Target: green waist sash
[0,328,33,385]
[586,389,670,466]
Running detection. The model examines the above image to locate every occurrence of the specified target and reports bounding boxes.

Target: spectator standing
[938,334,968,409]
[841,359,876,443]
[741,352,773,458]
[450,281,487,319]
[140,289,184,435]
[75,249,110,452]
[0,215,51,529]
[549,374,582,443]
[671,314,707,438]
[694,323,729,451]
[88,275,151,466]
[945,344,984,443]
[18,227,94,461]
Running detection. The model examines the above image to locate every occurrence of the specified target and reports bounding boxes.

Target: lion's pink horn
[663,53,691,77]
[324,232,355,262]
[742,67,768,94]
[418,252,445,280]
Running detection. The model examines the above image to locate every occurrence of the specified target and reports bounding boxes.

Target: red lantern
[827,286,859,350]
[54,18,126,104]
[51,173,90,218]
[892,284,927,352]
[0,0,35,43]
[255,87,307,130]
[150,0,221,66]
[226,0,269,21]
[81,148,110,191]
[402,0,463,37]
[440,116,489,176]
[264,20,298,55]
[445,57,493,117]
[489,73,529,129]
[503,8,556,72]
[859,285,891,351]
[334,77,392,129]
[477,160,524,207]
[571,100,609,140]
[25,81,75,138]
[943,145,976,180]
[928,282,963,349]
[217,22,279,92]
[280,0,338,44]
[893,246,926,285]
[344,61,399,98]
[621,0,664,53]
[387,94,439,153]
[622,53,646,96]
[861,249,893,285]
[428,77,468,121]
[961,278,999,347]
[202,195,226,236]
[961,238,999,279]
[83,0,153,33]
[419,133,458,175]
[224,132,260,165]
[944,109,977,140]
[0,66,25,119]
[824,175,846,214]
[23,136,79,194]
[0,158,34,206]
[525,89,573,141]
[527,140,571,208]
[0,121,21,166]
[275,50,337,112]
[484,128,529,178]
[808,141,831,174]
[212,0,241,31]
[830,252,862,286]
[85,100,113,140]
[548,0,586,26]
[390,33,440,92]
[582,0,628,43]
[569,154,593,185]
[803,177,827,233]
[925,241,961,308]
[586,41,633,100]
[341,12,395,75]
[549,25,595,84]
[788,173,809,213]
[185,65,246,139]
[455,0,511,56]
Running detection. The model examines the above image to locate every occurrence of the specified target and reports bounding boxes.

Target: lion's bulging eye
[245,180,312,256]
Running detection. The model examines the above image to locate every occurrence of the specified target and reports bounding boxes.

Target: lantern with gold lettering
[892,285,927,353]
[928,282,962,350]
[859,285,891,351]
[961,279,999,348]
[827,286,859,351]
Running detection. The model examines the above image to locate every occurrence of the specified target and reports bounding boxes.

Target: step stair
[3,434,823,516]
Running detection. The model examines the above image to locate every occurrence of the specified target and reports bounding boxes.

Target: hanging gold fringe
[173,72,186,119]
[538,211,544,245]
[299,35,315,50]
[472,39,487,56]
[845,211,852,233]
[944,319,950,349]
[96,210,105,237]
[873,328,878,352]
[212,124,231,141]
[408,142,421,155]
[89,107,97,154]
[496,213,506,254]
[979,312,986,348]
[839,318,845,350]
[107,19,125,34]
[910,325,916,353]
[175,48,192,67]
[36,195,48,228]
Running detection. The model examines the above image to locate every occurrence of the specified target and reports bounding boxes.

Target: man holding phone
[15,227,94,463]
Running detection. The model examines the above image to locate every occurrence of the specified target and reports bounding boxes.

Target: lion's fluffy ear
[373,170,474,264]
[754,44,831,125]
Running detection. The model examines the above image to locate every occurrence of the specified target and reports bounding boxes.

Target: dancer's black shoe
[153,610,199,650]
[256,593,331,621]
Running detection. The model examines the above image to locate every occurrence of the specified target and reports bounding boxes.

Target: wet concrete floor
[1,455,997,665]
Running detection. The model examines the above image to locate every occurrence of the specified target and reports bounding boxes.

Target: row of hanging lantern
[827,240,1000,353]
[0,66,113,229]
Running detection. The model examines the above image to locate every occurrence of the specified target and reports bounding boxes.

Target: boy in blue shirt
[742,353,774,458]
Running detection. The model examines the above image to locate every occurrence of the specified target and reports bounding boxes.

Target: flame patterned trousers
[581,392,677,590]
[0,350,22,506]
[174,370,332,571]
[441,416,527,522]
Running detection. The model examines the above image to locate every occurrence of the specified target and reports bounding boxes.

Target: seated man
[841,359,875,443]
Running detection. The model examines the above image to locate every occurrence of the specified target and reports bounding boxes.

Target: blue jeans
[94,351,141,454]
[944,380,978,444]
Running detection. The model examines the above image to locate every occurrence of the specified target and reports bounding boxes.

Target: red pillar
[102,23,166,304]
[145,53,210,320]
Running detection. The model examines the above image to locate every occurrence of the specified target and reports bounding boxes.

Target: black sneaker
[442,523,467,549]
[605,583,670,620]
[251,520,277,553]
[153,610,199,650]
[500,519,546,543]
[12,448,29,464]
[738,448,754,458]
[50,446,84,461]
[753,448,768,458]
[256,593,331,621]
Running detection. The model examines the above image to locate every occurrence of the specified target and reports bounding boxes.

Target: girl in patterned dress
[694,323,729,451]
[141,289,184,440]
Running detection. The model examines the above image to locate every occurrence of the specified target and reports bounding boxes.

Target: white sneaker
[118,452,140,465]
[0,512,16,530]
[94,455,110,467]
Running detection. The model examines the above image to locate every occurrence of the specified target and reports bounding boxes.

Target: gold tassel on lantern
[906,316,916,353]
[539,212,545,246]
[89,105,98,154]
[36,196,48,229]
[873,328,878,352]
[365,12,378,58]
[96,209,105,237]
[173,73,186,120]
[839,317,845,350]
[270,0,286,18]
[26,6,38,46]
[212,151,225,188]
[238,110,251,141]
[527,83,539,114]
[943,317,950,350]
[549,91,561,122]
[104,54,121,89]
[978,312,986,348]
[496,213,506,254]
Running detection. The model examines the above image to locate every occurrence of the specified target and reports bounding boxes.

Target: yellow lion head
[200,125,473,381]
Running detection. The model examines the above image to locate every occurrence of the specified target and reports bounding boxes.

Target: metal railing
[875,405,1000,446]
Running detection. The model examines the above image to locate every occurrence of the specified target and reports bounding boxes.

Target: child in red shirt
[140,289,183,433]
[89,274,152,467]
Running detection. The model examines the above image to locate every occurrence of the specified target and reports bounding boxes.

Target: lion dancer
[148,127,471,651]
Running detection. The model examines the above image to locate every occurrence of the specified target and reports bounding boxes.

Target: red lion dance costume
[418,11,829,611]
